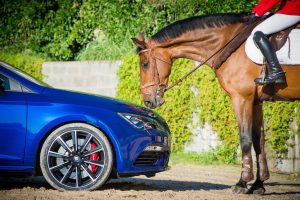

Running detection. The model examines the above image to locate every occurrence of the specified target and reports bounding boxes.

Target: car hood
[41,87,156,117]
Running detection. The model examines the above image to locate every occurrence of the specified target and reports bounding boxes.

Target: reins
[164,48,221,92]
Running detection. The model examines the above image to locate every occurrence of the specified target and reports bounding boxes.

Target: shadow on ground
[0,176,51,189]
[0,176,230,191]
[0,176,299,196]
[104,178,231,191]
[262,182,300,196]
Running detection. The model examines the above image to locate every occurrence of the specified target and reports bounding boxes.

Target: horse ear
[131,33,146,49]
[131,38,146,49]
[137,33,145,41]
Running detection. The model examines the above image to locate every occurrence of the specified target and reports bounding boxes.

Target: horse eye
[142,62,149,68]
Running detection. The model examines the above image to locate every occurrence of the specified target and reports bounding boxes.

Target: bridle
[138,46,219,98]
[138,48,171,99]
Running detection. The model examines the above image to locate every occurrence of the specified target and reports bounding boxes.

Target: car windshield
[0,61,49,87]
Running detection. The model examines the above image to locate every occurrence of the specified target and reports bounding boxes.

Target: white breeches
[252,14,300,35]
[246,14,300,57]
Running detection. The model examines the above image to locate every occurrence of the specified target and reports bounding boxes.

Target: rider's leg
[253,31,285,84]
[250,14,300,85]
[252,14,300,35]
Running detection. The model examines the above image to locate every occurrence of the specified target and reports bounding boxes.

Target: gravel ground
[0,164,299,200]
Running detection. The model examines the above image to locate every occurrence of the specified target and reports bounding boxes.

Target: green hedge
[264,102,300,156]
[0,51,45,81]
[117,54,300,157]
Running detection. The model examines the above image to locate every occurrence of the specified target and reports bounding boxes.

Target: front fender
[24,105,122,170]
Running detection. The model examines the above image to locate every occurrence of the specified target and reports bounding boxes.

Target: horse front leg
[231,95,254,194]
[249,103,270,194]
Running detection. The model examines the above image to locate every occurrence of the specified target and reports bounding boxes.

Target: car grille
[134,151,163,166]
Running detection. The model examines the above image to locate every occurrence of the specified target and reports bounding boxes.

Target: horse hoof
[232,185,248,194]
[249,186,266,195]
[253,188,265,195]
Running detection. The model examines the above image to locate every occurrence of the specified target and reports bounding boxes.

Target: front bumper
[134,144,170,166]
[116,129,171,177]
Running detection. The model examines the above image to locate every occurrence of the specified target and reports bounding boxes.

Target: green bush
[264,102,300,156]
[0,51,46,81]
[195,65,239,148]
[76,36,134,61]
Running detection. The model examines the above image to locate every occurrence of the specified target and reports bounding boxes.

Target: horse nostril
[144,101,153,108]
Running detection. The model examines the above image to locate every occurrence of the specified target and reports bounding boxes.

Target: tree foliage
[0,0,257,60]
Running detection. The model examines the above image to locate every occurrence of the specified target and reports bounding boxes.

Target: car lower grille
[134,151,163,166]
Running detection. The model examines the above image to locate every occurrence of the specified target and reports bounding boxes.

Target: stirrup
[255,71,286,85]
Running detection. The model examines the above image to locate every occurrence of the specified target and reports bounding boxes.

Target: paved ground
[0,164,299,200]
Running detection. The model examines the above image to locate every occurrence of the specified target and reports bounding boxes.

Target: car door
[0,73,27,166]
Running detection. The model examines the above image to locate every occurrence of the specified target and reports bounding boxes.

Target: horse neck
[162,23,245,67]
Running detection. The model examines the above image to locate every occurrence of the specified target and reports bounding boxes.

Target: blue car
[0,61,170,191]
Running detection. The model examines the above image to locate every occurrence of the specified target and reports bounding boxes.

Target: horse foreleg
[249,103,269,194]
[231,95,254,194]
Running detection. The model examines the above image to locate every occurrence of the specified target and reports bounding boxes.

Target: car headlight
[118,113,165,131]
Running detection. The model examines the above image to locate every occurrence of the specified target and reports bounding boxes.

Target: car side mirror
[0,78,4,96]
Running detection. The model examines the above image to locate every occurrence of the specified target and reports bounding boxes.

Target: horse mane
[151,13,249,43]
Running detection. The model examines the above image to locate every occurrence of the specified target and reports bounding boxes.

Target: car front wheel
[40,123,113,191]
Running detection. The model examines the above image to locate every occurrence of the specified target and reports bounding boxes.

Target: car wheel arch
[34,121,119,178]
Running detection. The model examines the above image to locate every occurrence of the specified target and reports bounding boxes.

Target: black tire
[40,123,113,191]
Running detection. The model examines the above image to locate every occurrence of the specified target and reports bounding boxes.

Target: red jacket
[252,0,300,17]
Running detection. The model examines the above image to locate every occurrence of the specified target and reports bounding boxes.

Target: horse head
[132,33,172,109]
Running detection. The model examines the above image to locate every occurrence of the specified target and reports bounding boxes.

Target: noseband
[138,48,171,98]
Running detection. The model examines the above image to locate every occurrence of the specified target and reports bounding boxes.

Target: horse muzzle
[144,95,165,109]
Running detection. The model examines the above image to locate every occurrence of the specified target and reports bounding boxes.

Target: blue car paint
[0,91,27,165]
[0,62,170,176]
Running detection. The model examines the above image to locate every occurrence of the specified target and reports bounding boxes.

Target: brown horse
[132,13,300,194]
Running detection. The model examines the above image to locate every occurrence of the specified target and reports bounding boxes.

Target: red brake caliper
[90,143,100,173]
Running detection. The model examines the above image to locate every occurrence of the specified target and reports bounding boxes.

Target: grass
[169,146,238,166]
[169,151,223,166]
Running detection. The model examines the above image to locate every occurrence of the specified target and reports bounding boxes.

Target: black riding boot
[253,31,286,85]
